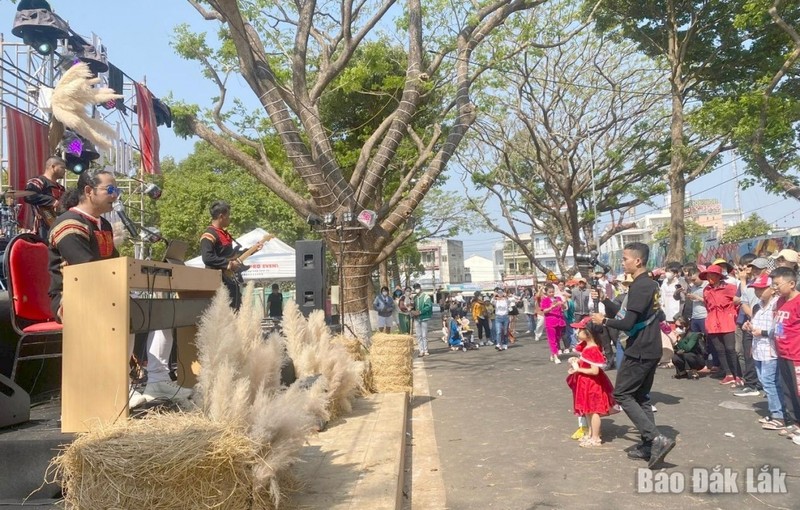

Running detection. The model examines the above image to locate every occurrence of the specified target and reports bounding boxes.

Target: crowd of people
[378,242,800,468]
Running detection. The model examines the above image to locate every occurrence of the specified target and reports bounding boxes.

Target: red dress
[566,342,617,416]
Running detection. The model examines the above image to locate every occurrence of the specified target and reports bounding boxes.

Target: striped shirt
[752,297,778,361]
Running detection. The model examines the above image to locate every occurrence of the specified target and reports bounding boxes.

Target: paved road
[418,318,799,509]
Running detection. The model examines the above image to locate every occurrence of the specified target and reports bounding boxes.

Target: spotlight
[357,210,377,230]
[306,214,323,227]
[323,212,335,226]
[59,130,99,174]
[143,183,162,200]
[11,2,70,56]
[342,210,354,224]
[71,43,108,75]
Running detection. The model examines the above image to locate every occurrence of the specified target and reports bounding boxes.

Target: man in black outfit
[200,201,262,310]
[591,242,674,468]
[267,283,283,320]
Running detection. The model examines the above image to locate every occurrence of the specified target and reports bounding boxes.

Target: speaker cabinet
[295,240,327,316]
[0,373,30,428]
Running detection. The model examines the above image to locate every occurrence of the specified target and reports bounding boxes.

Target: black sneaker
[647,435,676,469]
[733,386,760,397]
[627,445,651,461]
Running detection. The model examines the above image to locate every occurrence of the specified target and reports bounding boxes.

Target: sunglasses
[95,185,122,196]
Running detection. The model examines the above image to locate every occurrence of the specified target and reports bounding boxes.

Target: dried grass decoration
[282,300,366,420]
[51,413,259,510]
[51,283,360,509]
[369,332,414,394]
[331,334,374,394]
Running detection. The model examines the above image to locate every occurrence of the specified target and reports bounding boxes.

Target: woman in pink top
[541,283,567,364]
[701,264,742,386]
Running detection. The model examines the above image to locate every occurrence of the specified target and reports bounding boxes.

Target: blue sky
[2,1,797,259]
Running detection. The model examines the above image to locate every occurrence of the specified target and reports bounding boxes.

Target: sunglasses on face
[95,185,122,196]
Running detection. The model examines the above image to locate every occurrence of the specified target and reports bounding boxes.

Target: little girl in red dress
[566,317,618,447]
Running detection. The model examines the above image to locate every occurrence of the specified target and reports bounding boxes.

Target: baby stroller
[458,317,480,351]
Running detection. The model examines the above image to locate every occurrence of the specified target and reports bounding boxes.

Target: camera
[575,249,611,277]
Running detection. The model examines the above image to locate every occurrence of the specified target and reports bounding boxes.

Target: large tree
[693,0,800,199]
[592,0,741,262]
[464,31,670,274]
[174,0,575,341]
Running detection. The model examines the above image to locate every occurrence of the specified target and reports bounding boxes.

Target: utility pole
[733,156,743,222]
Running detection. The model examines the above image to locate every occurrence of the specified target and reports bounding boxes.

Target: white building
[464,254,499,285]
[416,239,465,290]
[502,232,574,282]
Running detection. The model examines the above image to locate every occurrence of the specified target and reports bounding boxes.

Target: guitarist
[200,200,263,310]
[24,156,66,241]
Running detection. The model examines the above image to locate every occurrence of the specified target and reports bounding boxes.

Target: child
[742,273,783,429]
[566,317,618,447]
[770,266,800,441]
[447,314,465,351]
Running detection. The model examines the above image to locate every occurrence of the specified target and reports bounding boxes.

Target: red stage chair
[4,233,62,381]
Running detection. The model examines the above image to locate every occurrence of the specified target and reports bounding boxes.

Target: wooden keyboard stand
[61,257,220,433]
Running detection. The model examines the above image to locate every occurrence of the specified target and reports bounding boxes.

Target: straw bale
[369,333,414,394]
[51,412,274,510]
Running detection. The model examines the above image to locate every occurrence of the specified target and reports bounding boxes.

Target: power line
[608,157,745,225]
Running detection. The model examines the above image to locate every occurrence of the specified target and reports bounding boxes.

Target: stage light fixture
[306,214,323,227]
[342,210,354,224]
[323,212,335,226]
[144,183,162,200]
[70,42,109,76]
[59,131,99,174]
[357,210,377,230]
[11,2,70,56]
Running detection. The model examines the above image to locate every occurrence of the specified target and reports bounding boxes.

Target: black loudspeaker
[0,373,30,428]
[295,240,327,316]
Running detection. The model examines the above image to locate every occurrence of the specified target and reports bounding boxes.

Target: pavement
[294,392,408,510]
[413,317,800,509]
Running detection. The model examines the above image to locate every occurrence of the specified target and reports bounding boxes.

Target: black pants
[223,276,242,311]
[476,317,491,341]
[778,357,800,425]
[599,327,615,367]
[673,352,705,374]
[740,330,760,389]
[613,355,661,444]
[710,332,741,378]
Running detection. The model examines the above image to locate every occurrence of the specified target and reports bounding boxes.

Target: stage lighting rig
[58,130,99,174]
[11,0,70,56]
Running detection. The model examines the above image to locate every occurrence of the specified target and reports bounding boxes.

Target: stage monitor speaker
[0,373,30,428]
[295,240,327,316]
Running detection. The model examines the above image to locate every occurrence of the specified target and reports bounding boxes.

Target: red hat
[699,264,724,280]
[748,273,771,289]
[570,316,593,329]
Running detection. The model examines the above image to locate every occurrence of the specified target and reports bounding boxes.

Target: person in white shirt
[659,262,683,325]
[492,288,511,350]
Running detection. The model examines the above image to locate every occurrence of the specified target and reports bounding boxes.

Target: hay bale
[369,333,414,394]
[51,413,270,510]
[332,335,374,394]
[331,335,367,362]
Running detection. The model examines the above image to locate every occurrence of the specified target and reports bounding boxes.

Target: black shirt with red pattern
[48,208,118,317]
[199,225,241,270]
[24,175,65,239]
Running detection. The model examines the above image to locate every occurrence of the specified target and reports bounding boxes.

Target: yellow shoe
[571,426,589,440]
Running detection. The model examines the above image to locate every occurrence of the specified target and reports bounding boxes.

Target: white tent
[185,227,296,281]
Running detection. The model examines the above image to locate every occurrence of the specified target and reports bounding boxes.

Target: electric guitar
[223,233,274,283]
[39,205,58,227]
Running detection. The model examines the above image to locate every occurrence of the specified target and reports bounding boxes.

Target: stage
[0,291,67,507]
